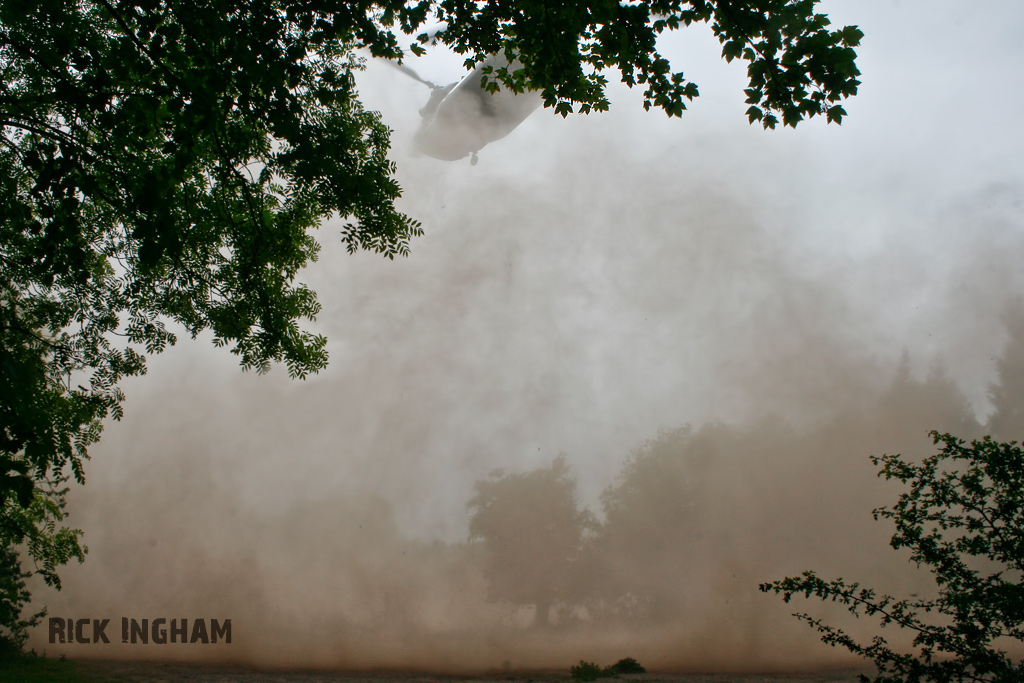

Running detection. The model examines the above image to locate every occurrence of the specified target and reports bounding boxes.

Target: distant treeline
[462,306,1024,629]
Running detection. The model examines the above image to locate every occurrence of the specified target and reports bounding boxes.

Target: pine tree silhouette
[988,303,1024,441]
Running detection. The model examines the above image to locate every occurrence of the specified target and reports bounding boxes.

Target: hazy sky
[31,0,1024,667]
[302,0,1024,523]
[79,0,1024,535]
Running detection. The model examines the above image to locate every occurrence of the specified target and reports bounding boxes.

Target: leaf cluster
[412,0,860,125]
[0,0,426,567]
[0,468,84,656]
[0,542,43,656]
[760,432,1024,683]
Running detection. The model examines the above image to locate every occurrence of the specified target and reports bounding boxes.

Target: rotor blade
[384,60,439,89]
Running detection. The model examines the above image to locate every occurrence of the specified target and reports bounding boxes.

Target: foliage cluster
[761,432,1023,683]
[570,657,646,681]
[0,469,83,654]
[0,543,42,657]
[425,0,861,125]
[0,0,426,602]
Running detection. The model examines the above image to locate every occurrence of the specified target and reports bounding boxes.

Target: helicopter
[388,46,543,164]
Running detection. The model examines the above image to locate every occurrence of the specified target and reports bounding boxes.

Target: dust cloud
[24,0,1024,674]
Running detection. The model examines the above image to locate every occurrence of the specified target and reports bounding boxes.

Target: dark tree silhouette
[873,354,980,454]
[988,305,1024,441]
[467,455,594,627]
[595,427,702,620]
[0,543,43,657]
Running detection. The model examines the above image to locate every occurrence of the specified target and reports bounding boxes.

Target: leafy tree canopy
[468,456,595,625]
[0,0,862,606]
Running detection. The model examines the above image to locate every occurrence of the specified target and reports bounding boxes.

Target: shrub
[570,661,605,681]
[607,658,646,674]
[0,543,44,657]
[570,658,646,680]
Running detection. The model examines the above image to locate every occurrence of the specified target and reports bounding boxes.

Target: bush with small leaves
[570,658,646,680]
[761,432,1023,683]
[607,658,647,675]
[0,543,44,657]
[571,661,605,681]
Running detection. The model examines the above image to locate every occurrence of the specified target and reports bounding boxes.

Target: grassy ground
[0,659,871,683]
[0,655,106,683]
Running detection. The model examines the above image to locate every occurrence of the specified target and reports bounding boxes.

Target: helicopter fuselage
[413,54,542,162]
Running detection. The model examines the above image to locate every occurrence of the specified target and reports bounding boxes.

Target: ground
[57,663,871,683]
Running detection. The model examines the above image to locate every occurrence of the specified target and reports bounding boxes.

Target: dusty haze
[24,0,1024,674]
